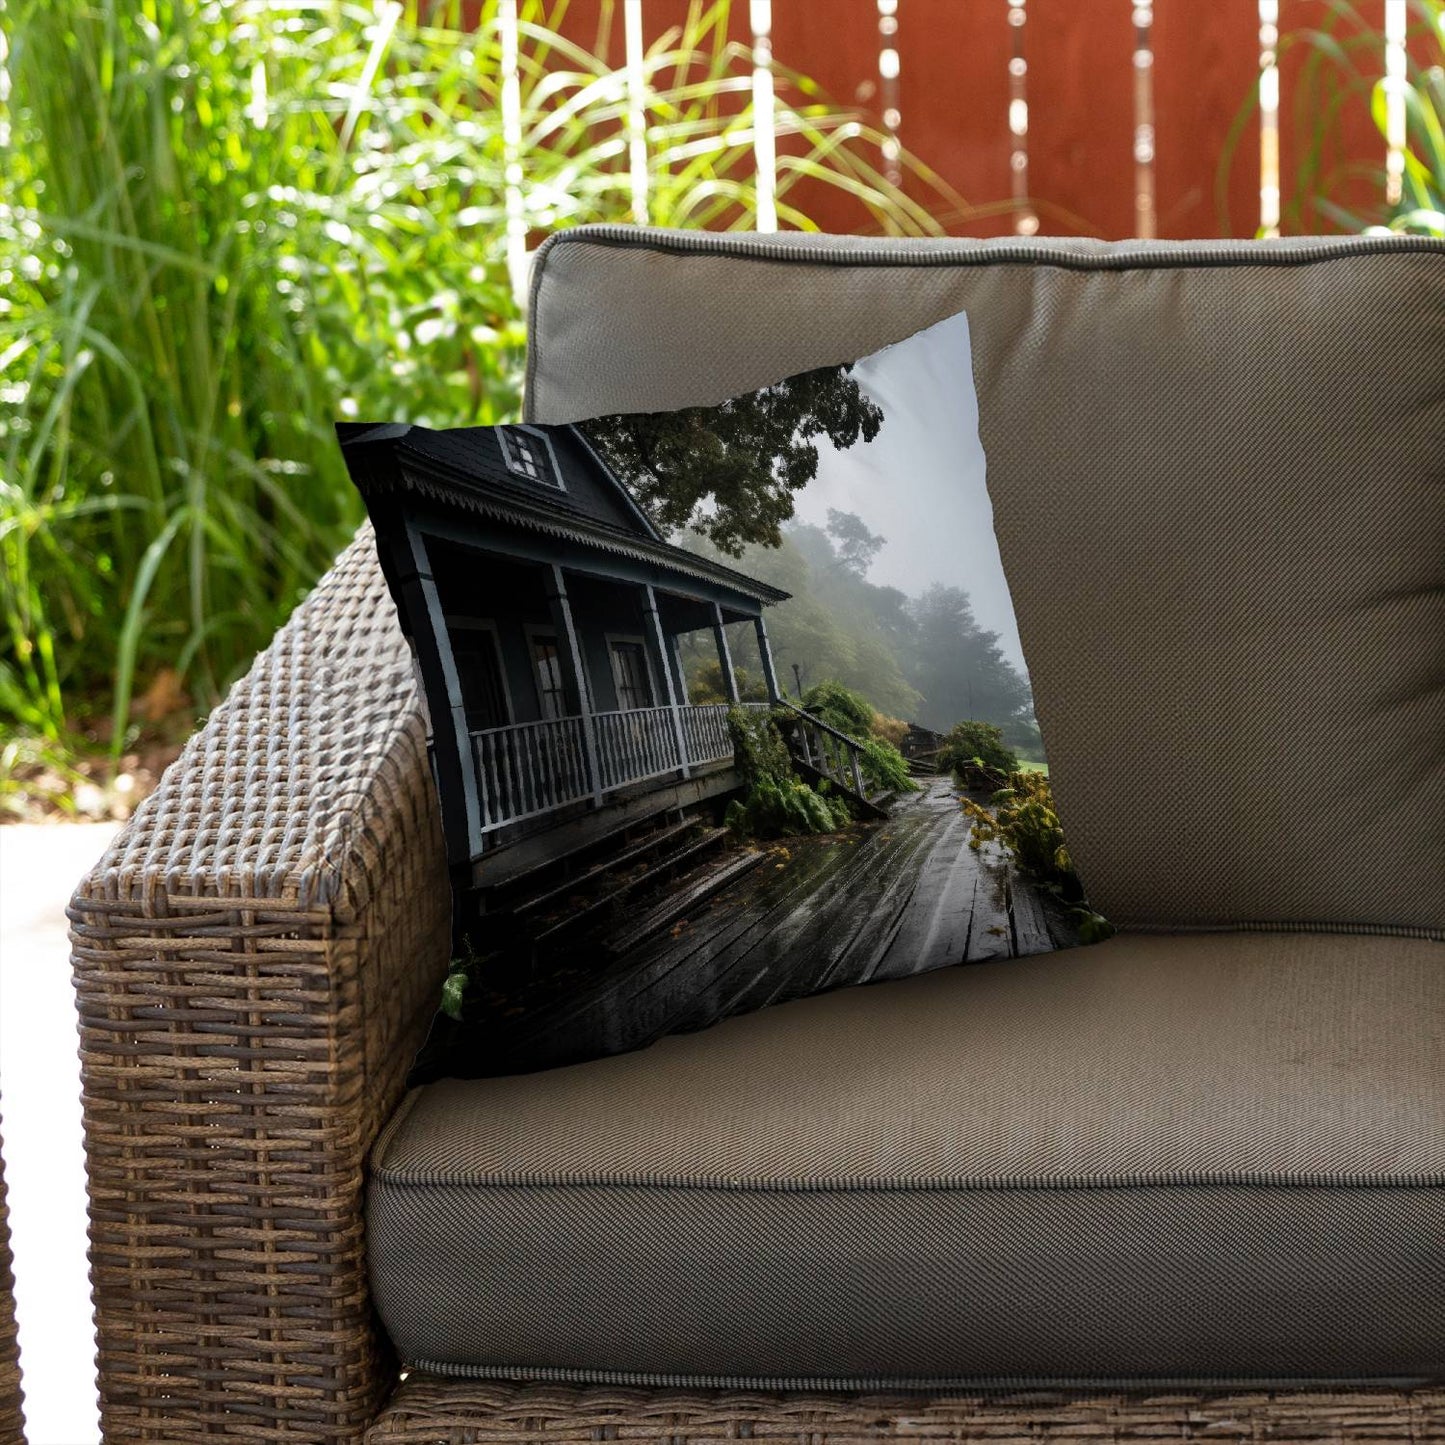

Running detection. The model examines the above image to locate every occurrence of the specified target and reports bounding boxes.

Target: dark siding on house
[400,424,644,535]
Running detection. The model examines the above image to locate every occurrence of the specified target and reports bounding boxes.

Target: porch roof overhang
[391,457,791,613]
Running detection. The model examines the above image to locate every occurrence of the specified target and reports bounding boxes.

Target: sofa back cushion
[526,233,1445,937]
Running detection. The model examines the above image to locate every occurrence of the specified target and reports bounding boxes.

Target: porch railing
[472,701,763,836]
[594,706,682,792]
[473,715,592,832]
[776,700,870,803]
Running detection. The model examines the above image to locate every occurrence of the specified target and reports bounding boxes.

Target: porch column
[670,637,690,705]
[383,515,483,866]
[641,584,690,778]
[711,603,741,705]
[545,564,603,805]
[753,613,781,704]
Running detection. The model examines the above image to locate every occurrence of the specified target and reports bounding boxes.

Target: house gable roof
[338,421,790,608]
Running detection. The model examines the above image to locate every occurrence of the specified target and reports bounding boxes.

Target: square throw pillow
[340,309,1110,1083]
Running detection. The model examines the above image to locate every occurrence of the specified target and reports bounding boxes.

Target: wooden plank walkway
[490,778,1078,1075]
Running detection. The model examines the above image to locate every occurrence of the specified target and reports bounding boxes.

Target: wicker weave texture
[0,1123,25,1445]
[366,1380,1445,1444]
[69,530,452,1443]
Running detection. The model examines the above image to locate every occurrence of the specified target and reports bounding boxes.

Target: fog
[788,310,1029,677]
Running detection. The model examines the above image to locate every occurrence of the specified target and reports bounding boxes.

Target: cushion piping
[402,1359,1444,1392]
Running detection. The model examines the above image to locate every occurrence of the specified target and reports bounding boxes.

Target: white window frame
[496,424,565,490]
[524,621,590,717]
[604,631,660,712]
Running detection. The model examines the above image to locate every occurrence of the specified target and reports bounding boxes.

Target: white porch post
[711,603,741,705]
[753,613,781,705]
[545,565,603,805]
[641,584,690,777]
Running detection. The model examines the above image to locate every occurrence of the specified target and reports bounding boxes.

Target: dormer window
[498,426,562,489]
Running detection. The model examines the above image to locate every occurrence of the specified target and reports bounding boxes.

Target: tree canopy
[582,362,883,555]
[678,515,1040,754]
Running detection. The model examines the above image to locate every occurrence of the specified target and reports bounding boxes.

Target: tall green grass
[1217,0,1443,235]
[0,0,959,798]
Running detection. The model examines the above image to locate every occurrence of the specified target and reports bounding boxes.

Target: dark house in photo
[338,421,795,882]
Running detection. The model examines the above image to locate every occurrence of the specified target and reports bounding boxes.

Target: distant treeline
[680,513,1040,756]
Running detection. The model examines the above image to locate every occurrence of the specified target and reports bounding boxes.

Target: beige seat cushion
[526,232,1445,935]
[367,932,1444,1386]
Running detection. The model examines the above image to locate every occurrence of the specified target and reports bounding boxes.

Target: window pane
[610,640,653,710]
[532,636,568,719]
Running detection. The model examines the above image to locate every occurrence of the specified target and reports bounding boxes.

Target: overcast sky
[788,309,1029,676]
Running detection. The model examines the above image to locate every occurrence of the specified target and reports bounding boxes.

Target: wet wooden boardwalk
[490,778,1078,1075]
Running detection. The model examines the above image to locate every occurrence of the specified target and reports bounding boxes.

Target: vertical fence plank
[769,1,887,233]
[1025,0,1136,236]
[1152,0,1261,236]
[897,0,1016,234]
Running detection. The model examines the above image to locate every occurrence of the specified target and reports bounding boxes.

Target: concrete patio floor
[0,822,116,1445]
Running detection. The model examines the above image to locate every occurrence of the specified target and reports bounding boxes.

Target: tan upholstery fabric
[525,232,1445,934]
[367,932,1445,1384]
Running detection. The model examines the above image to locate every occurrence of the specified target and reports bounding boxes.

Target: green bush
[939,720,1020,780]
[962,770,1072,887]
[801,680,875,737]
[800,679,916,795]
[725,705,851,838]
[857,736,916,795]
[724,775,852,839]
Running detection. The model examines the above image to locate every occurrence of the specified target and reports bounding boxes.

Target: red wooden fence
[517,1,1428,239]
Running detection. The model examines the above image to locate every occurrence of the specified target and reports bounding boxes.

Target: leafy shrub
[725,706,852,838]
[801,680,876,738]
[725,775,853,839]
[939,720,1020,780]
[858,737,917,795]
[962,770,1073,888]
[962,771,1117,946]
[799,680,916,795]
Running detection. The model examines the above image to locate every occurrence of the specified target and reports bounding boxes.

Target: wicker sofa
[69,230,1444,1443]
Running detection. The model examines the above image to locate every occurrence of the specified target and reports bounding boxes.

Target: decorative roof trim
[393,460,791,606]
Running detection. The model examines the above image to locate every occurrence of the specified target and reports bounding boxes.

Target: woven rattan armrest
[68,529,451,1443]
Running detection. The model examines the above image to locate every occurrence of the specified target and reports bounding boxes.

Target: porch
[472,700,769,836]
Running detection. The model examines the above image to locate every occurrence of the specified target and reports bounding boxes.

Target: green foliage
[0,0,958,783]
[1371,0,1444,234]
[440,968,469,1022]
[962,770,1075,890]
[939,720,1020,780]
[857,735,916,795]
[801,679,875,737]
[800,679,915,794]
[1217,0,1444,235]
[583,362,883,556]
[724,704,851,838]
[728,703,795,784]
[1074,909,1115,945]
[724,774,852,839]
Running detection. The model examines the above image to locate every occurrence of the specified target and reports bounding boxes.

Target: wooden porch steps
[508,817,699,921]
[529,825,733,953]
[601,848,765,958]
